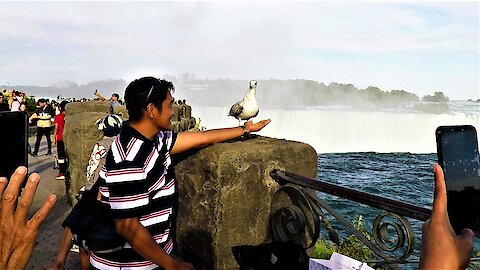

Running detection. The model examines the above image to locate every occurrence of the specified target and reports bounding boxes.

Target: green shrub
[312,215,375,262]
[23,96,37,114]
[313,238,336,259]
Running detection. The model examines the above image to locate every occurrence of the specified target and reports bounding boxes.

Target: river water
[316,152,435,266]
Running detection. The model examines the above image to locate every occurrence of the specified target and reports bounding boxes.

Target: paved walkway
[25,137,82,269]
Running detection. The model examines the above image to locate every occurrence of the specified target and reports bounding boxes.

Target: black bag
[232,241,308,270]
[62,188,125,253]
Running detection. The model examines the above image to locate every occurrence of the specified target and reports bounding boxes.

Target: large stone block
[63,111,108,203]
[112,105,129,118]
[175,136,317,270]
[65,101,112,116]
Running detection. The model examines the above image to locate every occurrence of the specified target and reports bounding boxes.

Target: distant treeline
[1,78,454,110]
[177,79,449,110]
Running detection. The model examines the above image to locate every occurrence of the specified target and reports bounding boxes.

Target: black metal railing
[269,169,433,267]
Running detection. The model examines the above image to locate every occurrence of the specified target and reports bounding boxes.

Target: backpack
[62,182,125,253]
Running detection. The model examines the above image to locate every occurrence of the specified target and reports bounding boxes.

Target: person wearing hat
[29,98,54,157]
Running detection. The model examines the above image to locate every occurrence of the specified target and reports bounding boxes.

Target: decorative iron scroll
[270,170,427,265]
[270,184,339,249]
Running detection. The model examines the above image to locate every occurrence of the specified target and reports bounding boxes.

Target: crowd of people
[0,89,124,180]
[0,89,28,112]
[0,88,123,113]
[0,78,475,270]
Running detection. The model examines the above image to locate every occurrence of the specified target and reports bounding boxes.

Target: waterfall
[191,105,480,154]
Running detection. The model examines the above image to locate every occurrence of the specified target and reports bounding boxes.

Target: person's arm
[171,119,271,154]
[94,90,107,101]
[46,228,74,270]
[28,112,37,124]
[419,164,474,269]
[0,166,57,269]
[53,122,59,146]
[115,218,193,270]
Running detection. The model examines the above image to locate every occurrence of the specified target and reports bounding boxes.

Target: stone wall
[174,136,317,269]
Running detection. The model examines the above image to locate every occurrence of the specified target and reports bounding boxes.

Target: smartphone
[436,125,480,235]
[0,111,28,179]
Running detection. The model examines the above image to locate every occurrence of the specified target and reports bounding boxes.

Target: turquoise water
[315,153,479,268]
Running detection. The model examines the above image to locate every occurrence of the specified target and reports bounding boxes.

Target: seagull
[229,80,259,126]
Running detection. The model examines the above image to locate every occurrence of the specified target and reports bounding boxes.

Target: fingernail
[0,178,6,183]
[16,166,27,174]
[29,173,40,182]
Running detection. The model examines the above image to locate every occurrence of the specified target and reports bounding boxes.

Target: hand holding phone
[436,125,480,235]
[419,164,474,269]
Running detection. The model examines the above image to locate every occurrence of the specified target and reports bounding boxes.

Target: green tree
[23,96,37,114]
[422,91,449,102]
[362,86,386,104]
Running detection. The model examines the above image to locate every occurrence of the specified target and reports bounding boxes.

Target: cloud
[0,1,477,99]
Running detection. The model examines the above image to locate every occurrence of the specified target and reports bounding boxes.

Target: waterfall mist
[191,105,479,154]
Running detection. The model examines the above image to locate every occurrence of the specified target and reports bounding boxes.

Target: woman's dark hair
[124,77,175,122]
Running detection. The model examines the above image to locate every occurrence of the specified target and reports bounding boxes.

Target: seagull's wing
[229,101,243,117]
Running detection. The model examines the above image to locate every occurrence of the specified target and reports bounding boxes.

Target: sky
[0,1,478,100]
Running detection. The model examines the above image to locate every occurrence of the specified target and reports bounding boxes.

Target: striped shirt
[90,123,178,270]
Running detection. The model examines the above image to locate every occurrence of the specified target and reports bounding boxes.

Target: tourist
[94,90,122,107]
[89,77,270,269]
[0,166,56,269]
[9,90,22,111]
[30,98,54,157]
[54,101,68,180]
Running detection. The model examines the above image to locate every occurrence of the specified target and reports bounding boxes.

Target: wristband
[241,125,249,135]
